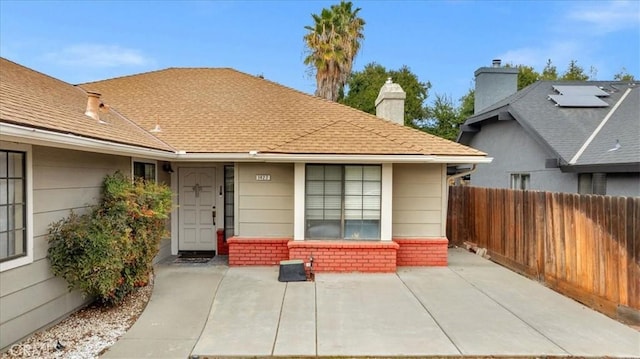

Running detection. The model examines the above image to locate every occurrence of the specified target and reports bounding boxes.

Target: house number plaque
[255,174,271,181]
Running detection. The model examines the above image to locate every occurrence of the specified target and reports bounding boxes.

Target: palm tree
[304,1,365,102]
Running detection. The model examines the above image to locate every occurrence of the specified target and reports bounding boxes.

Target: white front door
[179,167,216,251]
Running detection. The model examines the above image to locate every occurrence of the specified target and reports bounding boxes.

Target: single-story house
[0,57,489,349]
[456,60,640,197]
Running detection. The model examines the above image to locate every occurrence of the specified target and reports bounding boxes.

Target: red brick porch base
[288,240,399,272]
[394,238,448,266]
[227,237,290,265]
[216,229,229,255]
[227,237,448,270]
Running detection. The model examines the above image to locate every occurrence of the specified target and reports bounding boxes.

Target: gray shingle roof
[462,81,640,170]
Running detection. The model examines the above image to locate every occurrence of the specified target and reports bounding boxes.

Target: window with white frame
[510,173,530,190]
[305,165,381,240]
[0,150,26,262]
[133,160,156,182]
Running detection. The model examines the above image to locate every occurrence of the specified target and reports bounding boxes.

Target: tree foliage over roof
[340,62,431,128]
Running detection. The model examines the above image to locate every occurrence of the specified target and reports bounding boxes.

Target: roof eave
[0,122,175,160]
[194,152,494,164]
[560,162,640,173]
[2,123,492,164]
[457,105,511,144]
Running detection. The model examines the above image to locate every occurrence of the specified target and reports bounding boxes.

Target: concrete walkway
[101,264,227,358]
[102,249,640,358]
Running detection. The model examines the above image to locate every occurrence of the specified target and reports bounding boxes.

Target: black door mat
[173,256,212,264]
[178,251,215,258]
[173,251,215,264]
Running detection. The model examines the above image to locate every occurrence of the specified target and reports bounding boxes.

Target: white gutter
[0,122,175,160]
[224,153,494,164]
[569,88,632,165]
[447,164,477,184]
[1,122,493,164]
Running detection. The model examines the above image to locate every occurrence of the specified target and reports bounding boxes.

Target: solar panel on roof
[552,85,610,97]
[548,94,609,107]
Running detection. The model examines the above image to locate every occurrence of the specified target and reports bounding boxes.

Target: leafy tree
[340,62,431,127]
[541,59,558,80]
[561,60,589,81]
[424,94,466,141]
[339,62,385,114]
[614,67,636,81]
[458,88,475,119]
[303,1,365,101]
[505,63,540,90]
[517,65,540,90]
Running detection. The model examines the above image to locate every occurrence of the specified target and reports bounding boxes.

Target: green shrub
[48,172,172,305]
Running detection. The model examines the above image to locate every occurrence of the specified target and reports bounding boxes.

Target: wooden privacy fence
[447,186,639,323]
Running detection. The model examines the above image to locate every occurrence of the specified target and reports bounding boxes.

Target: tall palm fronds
[304,1,365,102]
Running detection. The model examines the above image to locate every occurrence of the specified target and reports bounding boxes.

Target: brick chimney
[375,78,406,125]
[474,59,518,114]
[85,91,102,121]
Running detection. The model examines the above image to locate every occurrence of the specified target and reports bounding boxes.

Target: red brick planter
[288,240,399,272]
[227,237,290,266]
[394,238,448,266]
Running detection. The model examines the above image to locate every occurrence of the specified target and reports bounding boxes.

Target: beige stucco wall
[237,163,294,237]
[392,163,445,238]
[0,145,131,349]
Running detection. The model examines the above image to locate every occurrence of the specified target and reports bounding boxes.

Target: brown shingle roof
[0,58,174,152]
[81,68,485,156]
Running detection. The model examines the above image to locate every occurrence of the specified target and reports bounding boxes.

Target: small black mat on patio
[173,251,215,264]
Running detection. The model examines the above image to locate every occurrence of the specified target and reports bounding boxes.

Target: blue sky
[1,0,638,106]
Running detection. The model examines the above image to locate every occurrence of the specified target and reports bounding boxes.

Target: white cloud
[568,0,640,33]
[498,48,543,68]
[495,1,639,79]
[45,44,152,67]
[497,41,584,71]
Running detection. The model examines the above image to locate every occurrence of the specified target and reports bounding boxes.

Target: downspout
[447,164,477,185]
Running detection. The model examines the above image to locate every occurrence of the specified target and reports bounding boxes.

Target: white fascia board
[1,123,174,160]
[433,156,494,164]
[248,153,493,164]
[174,152,259,161]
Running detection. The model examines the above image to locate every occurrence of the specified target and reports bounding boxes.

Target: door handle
[212,206,216,226]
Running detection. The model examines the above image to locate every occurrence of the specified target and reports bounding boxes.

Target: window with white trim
[0,150,26,262]
[133,160,156,182]
[305,165,381,240]
[510,173,530,190]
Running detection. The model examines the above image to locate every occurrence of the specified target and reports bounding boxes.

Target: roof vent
[84,91,102,121]
[492,59,501,67]
[150,116,162,133]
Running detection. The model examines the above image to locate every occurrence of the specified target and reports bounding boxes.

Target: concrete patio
[102,249,640,358]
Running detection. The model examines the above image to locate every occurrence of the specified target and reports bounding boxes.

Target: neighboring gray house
[457,60,640,197]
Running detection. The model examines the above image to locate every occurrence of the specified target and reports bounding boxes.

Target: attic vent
[548,85,610,108]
